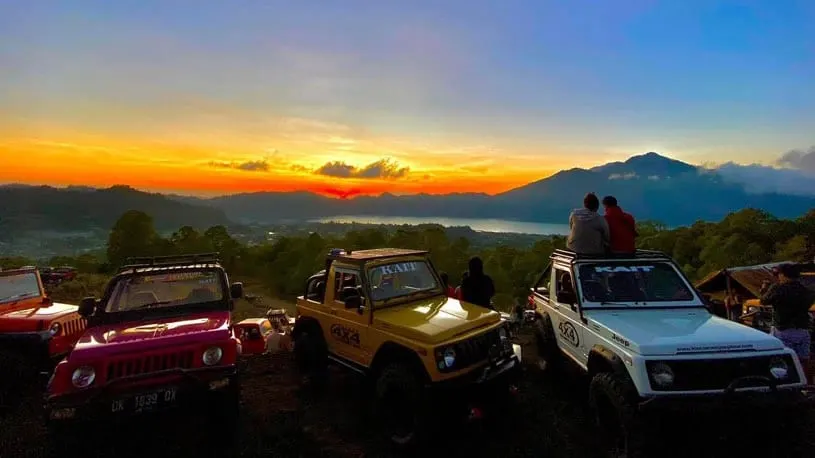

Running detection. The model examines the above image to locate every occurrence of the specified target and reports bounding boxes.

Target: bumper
[639,387,810,414]
[0,331,54,368]
[431,344,523,397]
[45,365,238,423]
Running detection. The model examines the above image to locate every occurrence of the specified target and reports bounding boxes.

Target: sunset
[3,1,813,196]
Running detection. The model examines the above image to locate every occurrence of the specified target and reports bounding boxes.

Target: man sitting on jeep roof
[567,193,610,255]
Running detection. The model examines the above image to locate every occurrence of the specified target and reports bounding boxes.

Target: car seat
[187,287,216,303]
[129,291,159,308]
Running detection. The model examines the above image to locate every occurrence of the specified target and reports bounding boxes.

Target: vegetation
[3,208,814,312]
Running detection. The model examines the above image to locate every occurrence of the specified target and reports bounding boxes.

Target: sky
[1,0,814,197]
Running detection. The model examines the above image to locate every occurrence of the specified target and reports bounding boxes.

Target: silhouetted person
[567,193,610,254]
[439,271,455,297]
[454,271,468,300]
[761,263,813,383]
[602,195,637,254]
[460,257,495,309]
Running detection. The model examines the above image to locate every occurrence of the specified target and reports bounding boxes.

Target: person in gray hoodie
[567,193,610,254]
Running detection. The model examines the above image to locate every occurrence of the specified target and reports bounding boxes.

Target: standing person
[602,196,637,254]
[567,193,610,255]
[460,257,496,309]
[439,271,456,298]
[454,271,468,300]
[761,264,814,384]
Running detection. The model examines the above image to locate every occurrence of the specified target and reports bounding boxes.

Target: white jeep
[530,249,808,456]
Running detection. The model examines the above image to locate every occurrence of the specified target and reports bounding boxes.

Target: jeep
[44,253,244,432]
[529,249,809,456]
[0,267,85,382]
[234,317,293,356]
[294,248,522,447]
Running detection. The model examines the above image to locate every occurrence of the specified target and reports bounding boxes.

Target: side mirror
[230,282,244,300]
[41,296,53,307]
[556,291,576,306]
[78,297,96,317]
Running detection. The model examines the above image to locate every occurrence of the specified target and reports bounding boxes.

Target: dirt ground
[1,330,813,458]
[2,286,813,458]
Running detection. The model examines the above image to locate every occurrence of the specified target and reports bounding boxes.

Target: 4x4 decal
[558,321,579,347]
[331,324,361,348]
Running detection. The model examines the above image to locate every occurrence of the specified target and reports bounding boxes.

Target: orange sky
[0,116,571,197]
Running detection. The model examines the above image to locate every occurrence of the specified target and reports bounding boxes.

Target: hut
[695,262,788,303]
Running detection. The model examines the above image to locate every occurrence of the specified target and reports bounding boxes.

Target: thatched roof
[695,262,786,299]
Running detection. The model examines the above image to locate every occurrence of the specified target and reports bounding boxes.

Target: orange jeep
[0,267,85,380]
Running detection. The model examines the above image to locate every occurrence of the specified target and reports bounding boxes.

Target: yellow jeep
[293,248,521,446]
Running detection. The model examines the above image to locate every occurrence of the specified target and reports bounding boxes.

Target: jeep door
[547,265,587,365]
[326,265,371,365]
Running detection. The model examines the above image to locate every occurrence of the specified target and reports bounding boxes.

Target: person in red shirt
[439,271,456,298]
[602,196,638,253]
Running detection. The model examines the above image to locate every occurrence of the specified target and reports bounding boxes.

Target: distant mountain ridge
[2,153,814,235]
[0,184,230,238]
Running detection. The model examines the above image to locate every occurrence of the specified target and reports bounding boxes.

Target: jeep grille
[646,355,800,391]
[454,329,504,369]
[106,350,195,382]
[62,318,86,337]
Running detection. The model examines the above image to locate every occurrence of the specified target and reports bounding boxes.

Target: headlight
[648,362,675,388]
[49,322,61,337]
[202,346,223,366]
[769,356,789,380]
[746,306,759,314]
[442,347,456,369]
[71,366,96,389]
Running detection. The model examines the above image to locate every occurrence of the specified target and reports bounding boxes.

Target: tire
[374,363,426,448]
[589,372,647,458]
[534,314,561,373]
[293,325,328,387]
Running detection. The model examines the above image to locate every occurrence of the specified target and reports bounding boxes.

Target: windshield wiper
[598,301,633,307]
[133,300,172,310]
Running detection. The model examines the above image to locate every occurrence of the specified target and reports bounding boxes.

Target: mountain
[494,152,815,225]
[3,154,814,236]
[0,185,231,237]
[184,153,814,226]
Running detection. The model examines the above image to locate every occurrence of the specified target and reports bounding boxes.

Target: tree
[107,210,159,267]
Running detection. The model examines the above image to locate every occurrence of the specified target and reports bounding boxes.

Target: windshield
[104,270,224,313]
[578,262,697,306]
[367,260,440,306]
[0,272,42,305]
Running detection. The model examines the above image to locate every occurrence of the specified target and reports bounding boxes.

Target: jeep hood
[69,311,231,362]
[373,296,500,345]
[0,302,80,332]
[586,309,784,356]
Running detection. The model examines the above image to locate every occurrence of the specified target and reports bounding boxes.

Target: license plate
[111,387,177,413]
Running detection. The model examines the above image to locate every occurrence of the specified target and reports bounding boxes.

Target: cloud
[777,146,815,173]
[608,172,638,180]
[315,158,409,179]
[209,159,270,172]
[714,162,815,196]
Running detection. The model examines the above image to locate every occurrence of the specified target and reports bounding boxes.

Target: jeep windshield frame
[576,259,705,310]
[0,270,44,306]
[364,257,445,310]
[91,266,231,325]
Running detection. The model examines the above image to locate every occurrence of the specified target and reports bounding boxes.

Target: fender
[292,316,322,341]
[588,344,628,378]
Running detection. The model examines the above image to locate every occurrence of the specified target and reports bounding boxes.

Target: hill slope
[0,185,231,237]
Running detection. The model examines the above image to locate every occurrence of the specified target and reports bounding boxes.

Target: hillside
[188,153,815,226]
[0,185,230,239]
[3,154,815,235]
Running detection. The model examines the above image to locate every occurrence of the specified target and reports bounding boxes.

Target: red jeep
[0,268,85,380]
[43,253,244,431]
[234,315,294,356]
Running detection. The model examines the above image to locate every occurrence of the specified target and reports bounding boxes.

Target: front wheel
[589,372,646,458]
[374,363,426,448]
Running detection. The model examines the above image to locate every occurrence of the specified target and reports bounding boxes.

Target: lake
[308,215,570,235]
